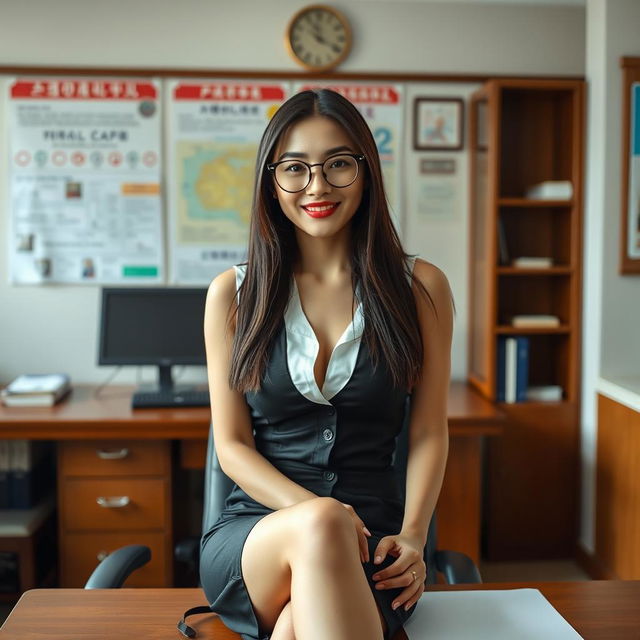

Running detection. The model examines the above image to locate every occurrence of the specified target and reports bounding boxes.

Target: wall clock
[285,5,352,72]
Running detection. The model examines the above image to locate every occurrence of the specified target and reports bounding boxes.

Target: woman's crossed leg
[241,496,386,640]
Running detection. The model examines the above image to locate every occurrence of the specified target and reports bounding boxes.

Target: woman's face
[270,115,365,240]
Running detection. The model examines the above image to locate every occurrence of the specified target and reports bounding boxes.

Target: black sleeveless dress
[200,257,418,640]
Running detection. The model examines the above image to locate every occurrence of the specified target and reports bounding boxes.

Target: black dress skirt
[200,259,419,640]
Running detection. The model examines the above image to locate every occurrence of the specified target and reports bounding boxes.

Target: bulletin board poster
[627,82,640,259]
[166,80,290,284]
[293,83,404,232]
[7,78,164,285]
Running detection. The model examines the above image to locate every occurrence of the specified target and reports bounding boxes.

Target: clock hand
[306,26,330,46]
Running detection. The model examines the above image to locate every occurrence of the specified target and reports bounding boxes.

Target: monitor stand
[131,364,209,408]
[158,363,177,394]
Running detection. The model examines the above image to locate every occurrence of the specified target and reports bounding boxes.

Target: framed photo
[413,97,464,151]
[620,58,640,274]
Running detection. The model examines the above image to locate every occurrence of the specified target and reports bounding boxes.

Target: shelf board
[498,198,573,208]
[497,399,570,408]
[496,266,573,275]
[495,325,571,334]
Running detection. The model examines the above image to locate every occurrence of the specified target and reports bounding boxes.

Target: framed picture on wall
[413,97,464,151]
[620,57,640,274]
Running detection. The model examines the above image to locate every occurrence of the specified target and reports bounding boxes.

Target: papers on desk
[1,373,71,407]
[404,589,583,639]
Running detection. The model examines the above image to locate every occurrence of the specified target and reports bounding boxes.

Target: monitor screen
[98,288,208,366]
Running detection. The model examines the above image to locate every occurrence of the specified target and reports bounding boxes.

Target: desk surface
[0,380,504,439]
[1,582,638,639]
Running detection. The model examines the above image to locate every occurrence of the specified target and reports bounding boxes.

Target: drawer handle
[96,448,129,460]
[97,550,109,562]
[96,496,130,508]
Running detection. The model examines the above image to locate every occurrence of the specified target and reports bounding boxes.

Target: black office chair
[85,397,481,589]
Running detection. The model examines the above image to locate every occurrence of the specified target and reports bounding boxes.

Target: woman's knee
[293,497,358,555]
[299,497,353,530]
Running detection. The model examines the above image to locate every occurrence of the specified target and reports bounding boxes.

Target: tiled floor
[0,561,592,627]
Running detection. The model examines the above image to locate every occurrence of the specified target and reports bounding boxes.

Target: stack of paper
[1,374,71,407]
[527,385,563,402]
[510,314,560,328]
[525,180,573,200]
[512,257,554,268]
[404,589,583,639]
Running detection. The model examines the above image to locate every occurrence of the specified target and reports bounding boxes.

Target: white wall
[597,1,640,379]
[0,0,585,388]
[580,0,640,554]
[0,1,585,75]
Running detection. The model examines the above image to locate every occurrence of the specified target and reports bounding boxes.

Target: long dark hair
[228,88,435,393]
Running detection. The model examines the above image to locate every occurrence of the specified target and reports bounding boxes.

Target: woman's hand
[371,533,426,612]
[340,502,372,563]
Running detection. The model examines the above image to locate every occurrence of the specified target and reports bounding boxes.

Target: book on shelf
[505,338,517,403]
[1,373,71,407]
[511,256,554,268]
[526,385,563,402]
[525,180,573,200]
[510,314,560,328]
[496,336,529,403]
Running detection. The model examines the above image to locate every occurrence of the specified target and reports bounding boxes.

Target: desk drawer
[59,441,169,477]
[62,478,167,531]
[61,531,169,587]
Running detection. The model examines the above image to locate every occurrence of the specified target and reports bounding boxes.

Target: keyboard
[132,388,210,409]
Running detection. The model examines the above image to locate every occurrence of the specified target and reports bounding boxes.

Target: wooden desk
[0,381,502,439]
[0,381,503,584]
[2,582,639,639]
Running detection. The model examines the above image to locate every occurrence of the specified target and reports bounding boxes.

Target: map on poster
[176,142,255,243]
[7,77,164,284]
[166,80,289,284]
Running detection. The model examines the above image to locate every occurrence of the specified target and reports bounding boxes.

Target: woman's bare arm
[399,259,453,546]
[366,261,452,612]
[205,268,317,510]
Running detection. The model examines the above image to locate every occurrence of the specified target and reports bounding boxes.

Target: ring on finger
[411,570,417,582]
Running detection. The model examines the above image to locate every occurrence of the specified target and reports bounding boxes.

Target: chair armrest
[84,544,151,589]
[434,550,482,585]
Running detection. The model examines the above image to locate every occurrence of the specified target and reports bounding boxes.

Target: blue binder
[515,337,530,402]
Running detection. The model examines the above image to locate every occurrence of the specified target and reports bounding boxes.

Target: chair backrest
[202,395,438,584]
[202,430,235,535]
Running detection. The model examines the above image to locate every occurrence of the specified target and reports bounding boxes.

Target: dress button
[327,407,336,415]
[323,429,334,441]
[324,471,335,481]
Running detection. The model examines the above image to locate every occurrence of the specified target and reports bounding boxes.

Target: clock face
[287,5,351,71]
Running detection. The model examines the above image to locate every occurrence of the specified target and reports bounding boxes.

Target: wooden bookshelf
[468,79,584,560]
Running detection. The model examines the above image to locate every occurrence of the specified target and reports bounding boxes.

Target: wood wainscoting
[595,393,640,579]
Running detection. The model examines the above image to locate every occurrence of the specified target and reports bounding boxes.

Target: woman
[199,89,453,640]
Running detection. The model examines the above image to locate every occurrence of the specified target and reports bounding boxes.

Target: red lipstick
[301,201,340,218]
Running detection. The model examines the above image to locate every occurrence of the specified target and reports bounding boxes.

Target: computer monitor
[98,287,208,395]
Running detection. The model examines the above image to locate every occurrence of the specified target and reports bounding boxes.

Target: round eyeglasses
[266,153,365,193]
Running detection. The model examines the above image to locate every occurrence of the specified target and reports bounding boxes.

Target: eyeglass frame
[265,153,366,193]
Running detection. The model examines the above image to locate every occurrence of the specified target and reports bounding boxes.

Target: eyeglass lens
[274,155,359,192]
